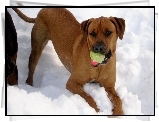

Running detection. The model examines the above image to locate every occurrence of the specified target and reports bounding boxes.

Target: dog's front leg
[104,87,123,115]
[66,76,100,112]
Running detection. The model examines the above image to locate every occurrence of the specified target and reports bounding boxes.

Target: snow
[7,8,154,119]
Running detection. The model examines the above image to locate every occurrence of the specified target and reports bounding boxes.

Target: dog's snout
[94,45,104,53]
[93,42,105,53]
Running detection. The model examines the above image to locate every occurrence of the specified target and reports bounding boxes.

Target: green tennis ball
[90,51,105,63]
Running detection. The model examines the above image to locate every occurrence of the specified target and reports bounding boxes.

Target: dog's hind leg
[26,23,49,86]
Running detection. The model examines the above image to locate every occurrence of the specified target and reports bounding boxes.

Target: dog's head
[81,16,125,66]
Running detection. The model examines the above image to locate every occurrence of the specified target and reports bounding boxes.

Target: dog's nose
[93,43,105,53]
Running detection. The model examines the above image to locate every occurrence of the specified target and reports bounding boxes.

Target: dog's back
[35,8,81,72]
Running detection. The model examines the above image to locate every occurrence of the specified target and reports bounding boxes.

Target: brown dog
[12,8,125,115]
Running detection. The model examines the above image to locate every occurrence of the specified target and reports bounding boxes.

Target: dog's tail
[12,8,35,23]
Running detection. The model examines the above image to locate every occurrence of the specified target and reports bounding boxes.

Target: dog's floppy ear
[81,18,94,35]
[109,17,125,40]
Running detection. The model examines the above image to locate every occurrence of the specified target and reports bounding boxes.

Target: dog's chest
[90,65,108,80]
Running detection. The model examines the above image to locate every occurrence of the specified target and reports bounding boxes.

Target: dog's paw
[112,108,123,115]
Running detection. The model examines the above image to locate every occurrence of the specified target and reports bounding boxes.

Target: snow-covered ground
[7,8,154,120]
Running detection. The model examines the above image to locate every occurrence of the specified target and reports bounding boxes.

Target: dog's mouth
[91,50,112,67]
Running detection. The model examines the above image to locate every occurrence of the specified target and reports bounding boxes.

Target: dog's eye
[105,30,112,37]
[89,32,96,37]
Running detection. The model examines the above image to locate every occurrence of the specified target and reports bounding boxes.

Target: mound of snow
[7,84,143,116]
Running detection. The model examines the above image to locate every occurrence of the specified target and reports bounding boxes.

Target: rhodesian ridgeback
[12,8,125,115]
